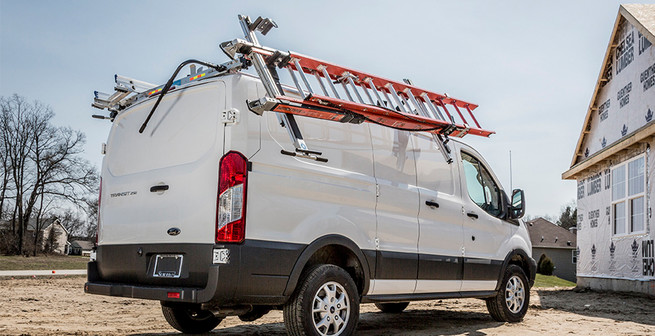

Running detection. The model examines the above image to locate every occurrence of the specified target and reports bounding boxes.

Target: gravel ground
[1,276,654,335]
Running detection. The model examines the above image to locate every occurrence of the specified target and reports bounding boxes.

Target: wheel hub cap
[312,281,350,336]
[505,275,525,314]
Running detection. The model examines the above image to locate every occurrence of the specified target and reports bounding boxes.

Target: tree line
[0,94,98,256]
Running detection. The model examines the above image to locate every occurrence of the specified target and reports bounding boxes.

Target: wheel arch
[496,249,536,290]
[283,235,372,298]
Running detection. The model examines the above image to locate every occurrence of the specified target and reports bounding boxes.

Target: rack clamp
[247,97,280,115]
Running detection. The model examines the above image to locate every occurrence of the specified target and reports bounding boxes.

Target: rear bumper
[84,240,306,305]
[84,262,220,303]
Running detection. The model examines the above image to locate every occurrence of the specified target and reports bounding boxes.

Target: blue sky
[2,0,653,217]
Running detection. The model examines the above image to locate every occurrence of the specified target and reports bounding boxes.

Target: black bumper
[85,262,220,303]
[84,240,306,305]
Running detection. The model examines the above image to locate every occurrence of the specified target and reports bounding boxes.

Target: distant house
[526,218,577,282]
[562,4,655,296]
[37,219,70,255]
[0,218,70,254]
[69,240,94,256]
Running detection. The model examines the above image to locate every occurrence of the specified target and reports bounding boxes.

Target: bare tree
[0,94,98,255]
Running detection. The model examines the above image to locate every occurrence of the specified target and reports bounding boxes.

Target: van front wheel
[284,264,360,336]
[161,302,223,334]
[485,264,529,322]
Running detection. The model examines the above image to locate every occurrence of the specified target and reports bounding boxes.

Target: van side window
[461,152,502,217]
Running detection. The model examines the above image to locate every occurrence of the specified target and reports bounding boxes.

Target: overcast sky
[2,0,654,218]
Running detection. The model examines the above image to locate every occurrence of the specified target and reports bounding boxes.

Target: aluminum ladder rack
[227,15,493,164]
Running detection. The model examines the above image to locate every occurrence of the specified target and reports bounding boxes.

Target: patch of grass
[0,255,89,270]
[534,273,576,288]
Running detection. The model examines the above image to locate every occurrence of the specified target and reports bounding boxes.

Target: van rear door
[99,81,226,246]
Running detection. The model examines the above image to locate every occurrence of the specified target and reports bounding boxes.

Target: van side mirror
[509,189,525,219]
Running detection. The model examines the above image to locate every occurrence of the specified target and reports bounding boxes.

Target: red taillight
[167,292,181,299]
[216,151,248,243]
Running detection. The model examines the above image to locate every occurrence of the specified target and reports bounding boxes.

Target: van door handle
[467,212,479,219]
[425,200,439,208]
[150,185,169,192]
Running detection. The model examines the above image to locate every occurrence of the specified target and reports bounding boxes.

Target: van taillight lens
[216,151,248,243]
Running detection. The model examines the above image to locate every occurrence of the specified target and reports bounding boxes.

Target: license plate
[153,254,183,278]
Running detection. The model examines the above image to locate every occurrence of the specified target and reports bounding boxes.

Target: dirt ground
[1,276,654,336]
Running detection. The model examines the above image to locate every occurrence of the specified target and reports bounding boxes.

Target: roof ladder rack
[233,15,494,164]
[238,15,326,162]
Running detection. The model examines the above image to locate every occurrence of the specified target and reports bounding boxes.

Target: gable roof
[70,240,94,250]
[563,4,655,180]
[526,217,577,249]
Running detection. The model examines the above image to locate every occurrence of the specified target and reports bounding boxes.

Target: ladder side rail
[464,105,482,128]
[269,93,493,137]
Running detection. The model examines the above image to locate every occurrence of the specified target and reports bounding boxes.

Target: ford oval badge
[167,227,181,236]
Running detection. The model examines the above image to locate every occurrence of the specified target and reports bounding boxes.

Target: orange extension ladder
[223,15,494,163]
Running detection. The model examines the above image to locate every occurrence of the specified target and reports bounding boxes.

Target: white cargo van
[85,15,535,336]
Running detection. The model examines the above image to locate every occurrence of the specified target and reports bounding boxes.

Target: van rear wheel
[485,264,529,322]
[161,302,223,334]
[374,302,409,313]
[284,264,360,336]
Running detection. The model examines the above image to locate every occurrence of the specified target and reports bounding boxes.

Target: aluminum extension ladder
[228,15,494,164]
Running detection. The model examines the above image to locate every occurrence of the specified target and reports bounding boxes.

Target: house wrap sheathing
[563,4,655,295]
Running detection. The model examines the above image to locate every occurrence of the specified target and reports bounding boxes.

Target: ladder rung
[319,65,340,99]
[313,71,330,96]
[292,59,314,94]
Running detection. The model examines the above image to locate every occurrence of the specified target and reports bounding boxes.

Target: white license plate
[213,248,230,264]
[153,254,183,278]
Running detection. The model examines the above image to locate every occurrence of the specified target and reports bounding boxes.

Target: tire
[374,302,409,313]
[284,264,360,336]
[161,302,223,334]
[486,264,530,322]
